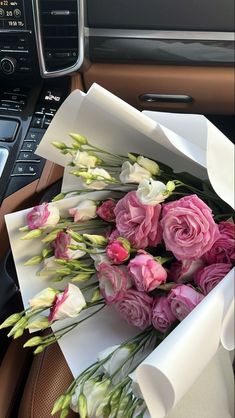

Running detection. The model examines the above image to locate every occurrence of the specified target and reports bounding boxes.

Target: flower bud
[7,317,27,337]
[24,256,43,266]
[59,409,69,418]
[71,273,92,283]
[51,395,66,415]
[91,288,101,302]
[83,234,107,246]
[66,229,83,242]
[19,225,29,232]
[52,192,66,202]
[62,394,72,409]
[127,153,137,162]
[137,156,160,175]
[23,336,43,348]
[29,287,59,309]
[13,328,24,339]
[78,393,87,418]
[21,229,43,240]
[33,345,45,354]
[69,133,88,145]
[41,229,62,243]
[166,181,176,192]
[26,316,50,330]
[0,313,22,330]
[41,248,53,259]
[52,141,68,150]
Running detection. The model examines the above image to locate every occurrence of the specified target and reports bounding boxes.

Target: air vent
[33,0,84,78]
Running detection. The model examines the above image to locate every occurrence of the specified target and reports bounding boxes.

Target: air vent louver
[39,0,79,72]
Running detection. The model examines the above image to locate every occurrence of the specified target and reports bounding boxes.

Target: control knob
[0,57,17,75]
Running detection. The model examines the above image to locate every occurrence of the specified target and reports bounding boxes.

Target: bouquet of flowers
[2,132,234,417]
[2,85,234,418]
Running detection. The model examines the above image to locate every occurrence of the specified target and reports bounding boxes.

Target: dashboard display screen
[0,0,26,29]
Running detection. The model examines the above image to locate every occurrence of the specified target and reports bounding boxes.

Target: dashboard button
[31,117,43,128]
[17,151,41,162]
[12,163,25,175]
[24,164,39,175]
[22,141,37,152]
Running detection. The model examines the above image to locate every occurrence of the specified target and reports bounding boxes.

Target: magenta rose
[115,289,153,329]
[152,297,177,333]
[97,199,116,222]
[54,231,86,260]
[98,263,132,304]
[128,252,167,292]
[169,259,204,284]
[194,263,232,295]
[27,202,60,230]
[168,284,204,321]
[161,195,220,260]
[106,239,130,264]
[203,221,235,264]
[114,191,162,249]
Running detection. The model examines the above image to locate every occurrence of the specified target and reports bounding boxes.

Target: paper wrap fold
[6,83,235,418]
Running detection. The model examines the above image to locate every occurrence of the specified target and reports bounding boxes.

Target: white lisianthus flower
[29,287,58,309]
[36,256,59,277]
[120,161,151,184]
[137,156,160,175]
[73,150,98,168]
[137,179,167,205]
[98,344,133,383]
[49,283,86,322]
[69,199,97,222]
[67,240,87,260]
[85,168,112,190]
[71,378,111,415]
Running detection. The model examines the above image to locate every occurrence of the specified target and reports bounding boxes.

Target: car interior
[0,0,234,417]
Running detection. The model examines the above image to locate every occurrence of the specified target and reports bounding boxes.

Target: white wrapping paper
[5,83,235,417]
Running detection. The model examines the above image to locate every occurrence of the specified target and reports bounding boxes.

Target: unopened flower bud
[60,409,69,418]
[51,395,66,415]
[67,229,83,242]
[0,313,22,330]
[26,316,50,330]
[62,394,72,409]
[52,141,68,150]
[41,229,62,243]
[166,180,176,192]
[33,345,45,355]
[91,288,101,302]
[21,229,43,240]
[13,328,24,339]
[72,273,92,283]
[52,192,66,202]
[70,133,88,145]
[78,393,87,418]
[24,255,43,266]
[41,248,53,259]
[127,153,137,162]
[83,234,107,246]
[23,336,43,348]
[137,156,160,175]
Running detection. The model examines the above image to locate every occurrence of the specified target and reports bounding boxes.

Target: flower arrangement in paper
[1,133,234,418]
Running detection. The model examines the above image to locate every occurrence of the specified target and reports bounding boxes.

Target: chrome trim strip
[32,0,84,79]
[86,28,234,41]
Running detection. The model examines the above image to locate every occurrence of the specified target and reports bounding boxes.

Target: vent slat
[39,0,79,71]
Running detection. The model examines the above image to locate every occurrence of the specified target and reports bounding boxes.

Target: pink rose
[106,239,130,264]
[98,263,132,304]
[203,221,235,264]
[169,259,205,284]
[161,195,220,260]
[115,289,153,329]
[168,284,204,321]
[194,263,232,295]
[48,283,86,322]
[97,199,116,222]
[128,252,167,292]
[152,297,177,333]
[27,202,60,230]
[54,231,86,260]
[114,191,162,249]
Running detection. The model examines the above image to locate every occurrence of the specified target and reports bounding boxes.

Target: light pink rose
[152,297,177,333]
[203,221,235,264]
[168,284,204,321]
[97,199,116,222]
[194,263,232,295]
[161,195,220,260]
[114,191,162,249]
[98,263,132,304]
[48,283,86,322]
[26,202,60,230]
[115,289,153,329]
[169,259,205,284]
[106,240,130,264]
[128,252,167,292]
[53,231,86,260]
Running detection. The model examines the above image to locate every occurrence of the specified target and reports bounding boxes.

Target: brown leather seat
[18,342,77,418]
